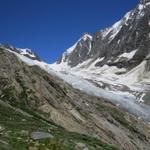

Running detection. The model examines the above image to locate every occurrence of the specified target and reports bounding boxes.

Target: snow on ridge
[67,33,92,54]
[118,49,137,60]
[5,48,150,121]
[66,43,78,54]
[109,21,122,40]
[88,57,105,69]
[101,28,111,39]
[18,48,36,58]
[88,41,92,54]
[110,11,132,39]
[138,4,145,10]
[53,70,150,121]
[138,0,150,9]
[101,11,132,41]
[50,61,71,72]
[146,2,150,5]
[119,60,147,86]
[137,3,146,18]
[60,33,93,63]
[124,11,132,21]
[71,57,105,71]
[73,59,93,70]
[82,33,92,41]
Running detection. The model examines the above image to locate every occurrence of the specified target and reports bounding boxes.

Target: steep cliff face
[92,0,150,69]
[57,34,93,67]
[56,0,150,70]
[51,0,150,106]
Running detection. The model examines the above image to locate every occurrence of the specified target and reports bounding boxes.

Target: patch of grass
[0,102,119,150]
[0,72,119,149]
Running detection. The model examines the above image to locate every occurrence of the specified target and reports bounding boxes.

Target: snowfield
[6,48,150,122]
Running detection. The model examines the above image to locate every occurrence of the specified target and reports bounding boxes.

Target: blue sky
[0,0,139,63]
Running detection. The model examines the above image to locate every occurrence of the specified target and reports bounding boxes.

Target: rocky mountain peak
[55,0,150,70]
[81,33,92,41]
[1,1,150,150]
[0,44,41,61]
[56,33,93,67]
[140,0,150,4]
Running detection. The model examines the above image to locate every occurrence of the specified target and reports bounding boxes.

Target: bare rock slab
[31,132,54,140]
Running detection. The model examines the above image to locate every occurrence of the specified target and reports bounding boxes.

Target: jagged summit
[0,44,41,61]
[65,33,92,55]
[57,33,93,67]
[82,33,92,40]
[140,0,150,4]
[50,0,150,107]
[55,0,150,70]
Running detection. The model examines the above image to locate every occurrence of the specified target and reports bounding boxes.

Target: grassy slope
[0,102,119,150]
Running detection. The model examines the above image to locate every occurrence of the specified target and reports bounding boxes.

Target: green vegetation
[0,61,119,149]
[0,102,119,150]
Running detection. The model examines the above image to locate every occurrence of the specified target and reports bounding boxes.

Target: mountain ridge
[0,44,42,61]
[1,46,150,150]
[55,0,150,70]
[50,0,150,107]
[1,1,150,149]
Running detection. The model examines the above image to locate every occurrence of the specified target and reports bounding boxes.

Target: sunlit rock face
[56,1,150,71]
[51,0,150,107]
[140,0,150,4]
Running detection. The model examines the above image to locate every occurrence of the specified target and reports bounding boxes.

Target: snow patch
[73,59,93,70]
[87,57,105,70]
[106,11,132,41]
[118,49,137,60]
[146,2,150,6]
[66,43,78,55]
[109,20,122,40]
[5,48,150,121]
[138,4,144,10]
[82,34,92,41]
[120,60,147,85]
[139,93,145,103]
[18,48,36,58]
